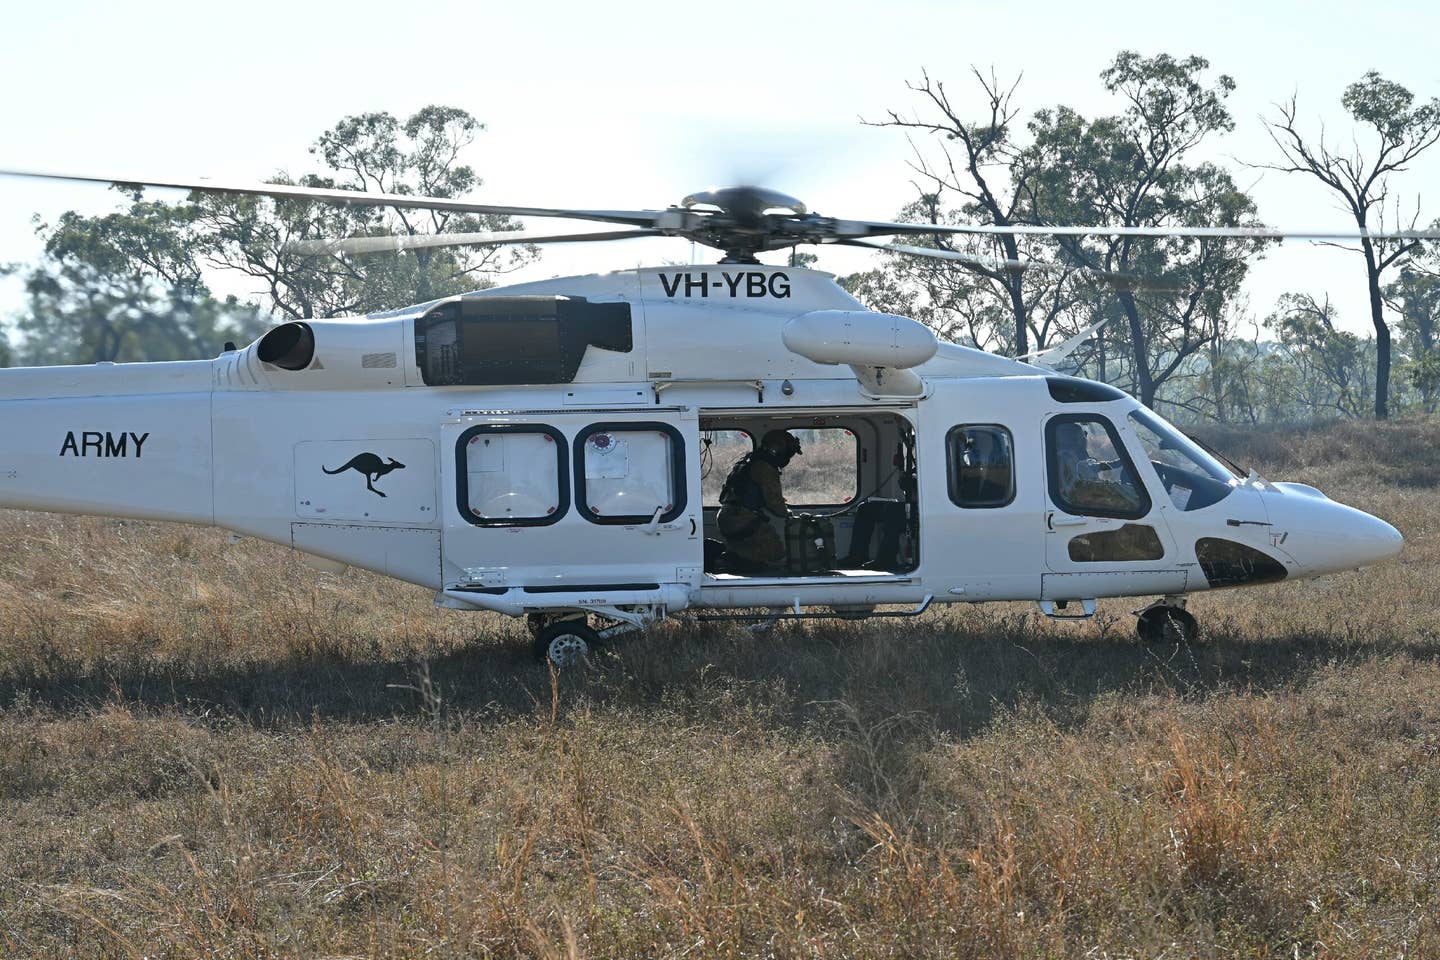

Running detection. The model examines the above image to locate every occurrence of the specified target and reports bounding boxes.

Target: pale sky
[2,0,1438,340]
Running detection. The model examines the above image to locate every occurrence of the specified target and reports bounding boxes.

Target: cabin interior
[698,411,919,579]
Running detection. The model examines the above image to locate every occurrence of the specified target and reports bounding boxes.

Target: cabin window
[456,425,567,526]
[702,430,754,506]
[575,422,687,524]
[784,427,859,505]
[1045,415,1150,520]
[946,425,1015,508]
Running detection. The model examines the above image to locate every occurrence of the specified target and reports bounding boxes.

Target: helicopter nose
[1264,483,1403,575]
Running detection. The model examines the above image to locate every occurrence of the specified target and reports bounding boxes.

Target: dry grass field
[2,419,1438,958]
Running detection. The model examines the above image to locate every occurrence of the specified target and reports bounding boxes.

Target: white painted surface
[0,266,1407,624]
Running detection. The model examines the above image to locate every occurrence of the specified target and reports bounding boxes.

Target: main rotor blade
[286,227,664,257]
[846,220,1440,242]
[0,167,666,229]
[839,239,1171,290]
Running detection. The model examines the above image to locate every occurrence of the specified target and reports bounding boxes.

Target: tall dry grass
[0,420,1437,958]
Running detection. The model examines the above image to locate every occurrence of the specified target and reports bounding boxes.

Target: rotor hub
[675,186,818,262]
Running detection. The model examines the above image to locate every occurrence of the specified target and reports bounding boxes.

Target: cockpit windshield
[1127,409,1236,511]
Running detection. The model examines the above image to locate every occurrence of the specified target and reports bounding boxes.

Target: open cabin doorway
[698,409,919,581]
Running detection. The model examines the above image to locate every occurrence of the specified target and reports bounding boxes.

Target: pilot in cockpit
[1055,422,1142,512]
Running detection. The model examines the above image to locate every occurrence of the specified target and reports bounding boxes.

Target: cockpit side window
[1127,410,1236,512]
[1046,414,1150,519]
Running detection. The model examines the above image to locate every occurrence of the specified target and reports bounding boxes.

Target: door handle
[1047,512,1088,529]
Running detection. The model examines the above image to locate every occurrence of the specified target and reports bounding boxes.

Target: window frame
[945,423,1016,509]
[573,421,688,525]
[454,424,569,528]
[1126,409,1237,513]
[782,424,862,508]
[1044,413,1152,520]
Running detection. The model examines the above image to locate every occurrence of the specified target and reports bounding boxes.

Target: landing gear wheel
[1136,606,1198,645]
[533,620,601,669]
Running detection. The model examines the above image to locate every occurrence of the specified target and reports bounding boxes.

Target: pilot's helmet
[760,429,803,465]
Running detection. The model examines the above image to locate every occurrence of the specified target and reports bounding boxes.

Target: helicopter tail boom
[0,363,215,524]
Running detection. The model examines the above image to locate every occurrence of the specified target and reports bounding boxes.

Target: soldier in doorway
[717,429,802,571]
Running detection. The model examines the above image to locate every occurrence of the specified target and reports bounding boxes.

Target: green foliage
[17,198,269,365]
[10,105,526,365]
[18,239,267,366]
[1384,264,1440,411]
[1341,70,1440,141]
[1099,51,1235,138]
[0,263,12,367]
[1265,293,1372,419]
[192,106,533,320]
[1410,351,1440,404]
[839,267,926,323]
[869,53,1266,408]
[43,199,202,293]
[1024,54,1268,407]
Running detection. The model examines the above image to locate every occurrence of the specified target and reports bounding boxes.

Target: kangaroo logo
[324,452,406,497]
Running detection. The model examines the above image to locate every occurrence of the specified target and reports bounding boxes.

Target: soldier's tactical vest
[719,454,770,515]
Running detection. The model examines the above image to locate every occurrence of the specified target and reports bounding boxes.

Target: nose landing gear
[1134,598,1199,645]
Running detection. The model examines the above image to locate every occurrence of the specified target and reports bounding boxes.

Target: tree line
[1,56,1437,423]
[842,52,1440,422]
[0,106,532,367]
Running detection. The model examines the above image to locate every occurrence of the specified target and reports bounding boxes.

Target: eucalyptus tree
[865,69,1083,356]
[863,54,1267,404]
[1383,263,1440,411]
[1266,293,1373,419]
[192,106,535,320]
[1021,53,1271,409]
[11,106,530,364]
[1260,72,1440,418]
[18,201,266,364]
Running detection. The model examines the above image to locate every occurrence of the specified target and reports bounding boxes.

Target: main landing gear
[1134,598,1199,645]
[526,611,649,669]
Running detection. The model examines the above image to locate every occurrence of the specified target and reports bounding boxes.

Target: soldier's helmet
[760,429,803,463]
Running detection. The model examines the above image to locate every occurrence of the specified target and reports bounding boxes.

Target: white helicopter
[0,171,1415,666]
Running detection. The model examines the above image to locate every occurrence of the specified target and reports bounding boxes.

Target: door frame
[1040,409,1189,598]
[440,407,703,593]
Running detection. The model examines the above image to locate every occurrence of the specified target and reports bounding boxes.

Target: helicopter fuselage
[0,266,1402,640]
